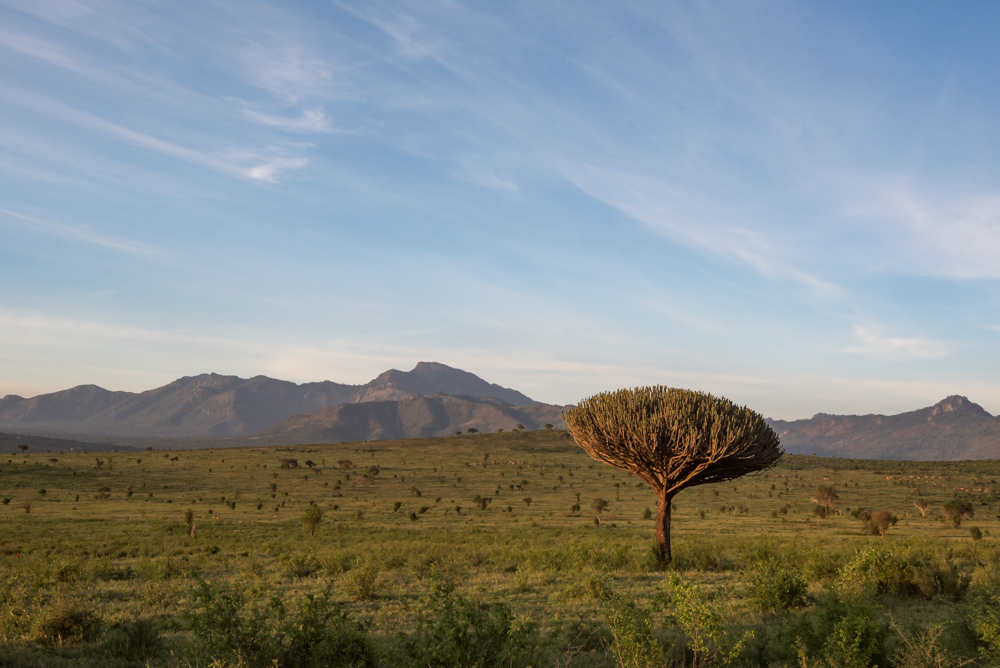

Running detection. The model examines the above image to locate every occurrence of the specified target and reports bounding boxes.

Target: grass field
[2,429,1000,666]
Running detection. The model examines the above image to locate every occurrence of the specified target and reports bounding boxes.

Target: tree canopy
[564,386,782,563]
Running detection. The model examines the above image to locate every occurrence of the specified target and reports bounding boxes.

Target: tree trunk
[656,491,674,564]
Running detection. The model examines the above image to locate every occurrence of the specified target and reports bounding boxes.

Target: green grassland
[2,429,1000,666]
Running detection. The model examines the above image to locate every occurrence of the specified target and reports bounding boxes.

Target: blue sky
[2,1,999,420]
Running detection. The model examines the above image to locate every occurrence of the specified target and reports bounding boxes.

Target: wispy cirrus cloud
[844,325,948,360]
[0,85,311,182]
[0,206,157,256]
[242,108,334,133]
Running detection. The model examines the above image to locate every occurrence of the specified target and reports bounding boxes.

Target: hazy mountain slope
[251,394,568,445]
[0,432,133,455]
[0,363,535,438]
[770,396,1000,460]
[0,385,133,423]
[355,362,533,405]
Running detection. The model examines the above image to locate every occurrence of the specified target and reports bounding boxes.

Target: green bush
[98,618,163,662]
[592,581,666,668]
[185,580,373,667]
[836,546,969,601]
[782,595,888,668]
[345,560,381,601]
[745,560,808,612]
[284,554,321,579]
[408,582,540,667]
[32,601,101,645]
[656,574,753,667]
[836,547,915,598]
[968,588,1000,659]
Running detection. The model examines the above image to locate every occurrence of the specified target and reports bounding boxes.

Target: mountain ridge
[769,395,1000,460]
[0,362,535,438]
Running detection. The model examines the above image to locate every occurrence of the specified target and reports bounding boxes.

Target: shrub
[836,546,911,598]
[285,554,321,579]
[782,595,888,668]
[888,622,955,668]
[345,561,381,601]
[186,580,373,667]
[408,583,540,667]
[591,580,666,668]
[32,601,101,644]
[98,618,163,662]
[836,546,969,601]
[657,574,753,667]
[746,560,808,612]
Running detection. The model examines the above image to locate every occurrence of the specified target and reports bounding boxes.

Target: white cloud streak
[0,206,156,256]
[844,325,949,360]
[0,85,310,182]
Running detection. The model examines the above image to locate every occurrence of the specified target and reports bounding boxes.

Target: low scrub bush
[782,595,888,668]
[345,560,381,601]
[408,582,541,667]
[185,580,373,667]
[673,538,731,572]
[32,601,102,645]
[657,574,753,667]
[284,553,321,579]
[836,546,969,601]
[591,579,666,668]
[968,587,1000,660]
[745,559,809,612]
[97,618,163,662]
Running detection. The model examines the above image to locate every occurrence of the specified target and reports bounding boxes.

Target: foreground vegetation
[2,429,1000,666]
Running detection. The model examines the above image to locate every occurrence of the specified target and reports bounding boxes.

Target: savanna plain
[2,429,1000,667]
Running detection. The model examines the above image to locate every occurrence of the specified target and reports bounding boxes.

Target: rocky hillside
[769,395,1000,460]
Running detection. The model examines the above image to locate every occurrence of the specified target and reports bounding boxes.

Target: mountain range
[770,395,1000,460]
[0,362,541,438]
[3,366,999,459]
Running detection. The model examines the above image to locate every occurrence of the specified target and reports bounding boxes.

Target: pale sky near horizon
[2,1,1000,420]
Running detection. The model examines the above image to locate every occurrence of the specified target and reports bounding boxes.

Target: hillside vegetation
[2,429,1000,666]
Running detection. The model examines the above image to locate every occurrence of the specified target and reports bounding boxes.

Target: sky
[2,0,1000,420]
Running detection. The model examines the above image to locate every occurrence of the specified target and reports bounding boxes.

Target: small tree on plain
[591,497,609,525]
[301,503,325,536]
[913,498,933,517]
[943,498,974,527]
[565,386,782,563]
[17,444,28,454]
[467,428,478,434]
[544,424,553,430]
[863,510,897,538]
[810,485,839,514]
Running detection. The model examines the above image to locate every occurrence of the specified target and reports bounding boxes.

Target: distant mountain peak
[774,395,1000,460]
[929,395,989,417]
